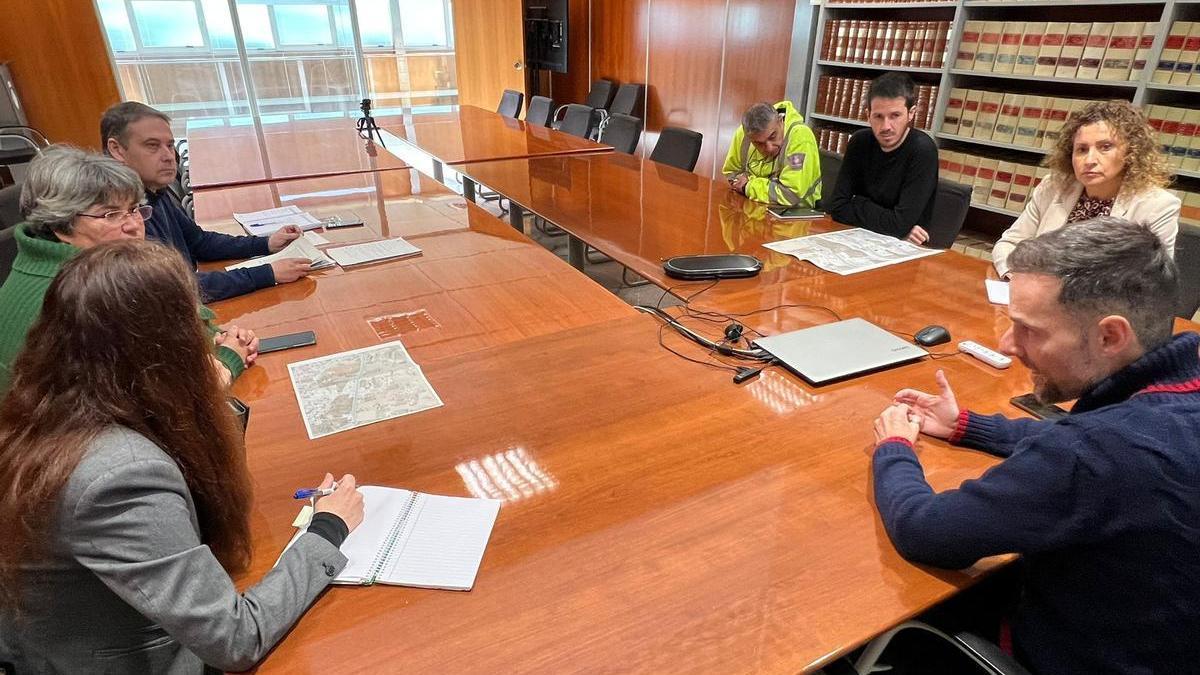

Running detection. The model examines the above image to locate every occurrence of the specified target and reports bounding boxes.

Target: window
[397,0,448,47]
[132,1,206,48]
[274,5,333,46]
[98,0,458,128]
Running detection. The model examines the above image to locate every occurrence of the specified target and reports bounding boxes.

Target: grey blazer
[0,427,347,673]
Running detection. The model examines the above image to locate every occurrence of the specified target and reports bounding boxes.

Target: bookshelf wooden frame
[807,0,1200,224]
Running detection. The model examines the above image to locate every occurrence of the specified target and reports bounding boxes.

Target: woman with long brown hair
[0,240,363,673]
[992,99,1180,278]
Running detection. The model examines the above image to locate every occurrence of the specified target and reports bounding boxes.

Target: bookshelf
[806,0,1200,227]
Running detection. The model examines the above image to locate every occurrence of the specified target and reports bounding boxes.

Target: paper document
[762,228,942,275]
[284,487,500,590]
[986,279,1011,305]
[304,230,330,245]
[326,237,422,267]
[225,236,335,272]
[287,340,442,439]
[234,205,323,236]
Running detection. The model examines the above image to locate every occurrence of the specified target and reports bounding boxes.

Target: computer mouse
[914,325,951,347]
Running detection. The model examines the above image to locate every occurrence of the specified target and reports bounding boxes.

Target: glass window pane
[332,5,356,48]
[98,0,138,52]
[275,5,333,46]
[132,1,206,48]
[398,0,447,47]
[356,0,393,48]
[201,0,237,49]
[237,4,275,49]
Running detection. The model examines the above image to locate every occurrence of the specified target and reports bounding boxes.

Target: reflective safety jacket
[722,100,822,207]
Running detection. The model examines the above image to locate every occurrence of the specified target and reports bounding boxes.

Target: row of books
[820,20,952,69]
[1153,22,1200,86]
[814,76,940,129]
[938,150,1043,215]
[817,127,853,155]
[956,21,1156,82]
[943,90,1095,150]
[1145,104,1200,172]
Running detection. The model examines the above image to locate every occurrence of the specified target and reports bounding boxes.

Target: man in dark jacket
[871,217,1200,674]
[101,102,311,302]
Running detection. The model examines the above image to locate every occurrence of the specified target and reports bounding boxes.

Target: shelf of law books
[806,0,1200,231]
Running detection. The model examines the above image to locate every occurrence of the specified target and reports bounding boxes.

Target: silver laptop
[753,318,928,385]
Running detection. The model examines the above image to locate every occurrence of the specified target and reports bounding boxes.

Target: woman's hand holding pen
[313,473,365,532]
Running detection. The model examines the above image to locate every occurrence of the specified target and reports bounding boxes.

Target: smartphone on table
[258,330,317,354]
[1010,393,1068,420]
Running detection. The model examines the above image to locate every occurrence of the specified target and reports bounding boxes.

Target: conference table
[186,114,412,190]
[190,144,1058,671]
[376,105,611,201]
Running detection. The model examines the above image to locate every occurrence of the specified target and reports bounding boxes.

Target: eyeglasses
[77,204,153,224]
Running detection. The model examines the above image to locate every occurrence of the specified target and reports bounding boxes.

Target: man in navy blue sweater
[101,102,312,302]
[871,218,1200,675]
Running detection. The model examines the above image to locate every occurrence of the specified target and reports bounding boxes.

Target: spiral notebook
[287,486,501,590]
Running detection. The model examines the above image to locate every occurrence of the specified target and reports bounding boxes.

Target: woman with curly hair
[992,99,1179,278]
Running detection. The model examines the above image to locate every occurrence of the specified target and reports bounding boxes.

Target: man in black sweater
[826,72,938,244]
[872,219,1200,674]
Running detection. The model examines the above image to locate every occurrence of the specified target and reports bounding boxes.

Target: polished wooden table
[377,105,611,201]
[186,114,411,190]
[191,164,1059,672]
[196,169,635,363]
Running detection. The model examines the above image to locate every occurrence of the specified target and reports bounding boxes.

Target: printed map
[762,228,942,275]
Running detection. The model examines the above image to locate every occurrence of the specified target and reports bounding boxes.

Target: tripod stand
[357,98,385,147]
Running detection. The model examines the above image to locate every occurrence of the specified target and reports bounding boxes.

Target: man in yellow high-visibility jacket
[722,100,822,207]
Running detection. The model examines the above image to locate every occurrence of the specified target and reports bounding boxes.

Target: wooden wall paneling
[550,0,593,106]
[0,0,120,149]
[716,0,797,179]
[645,0,728,174]
[452,0,526,110]
[590,0,649,93]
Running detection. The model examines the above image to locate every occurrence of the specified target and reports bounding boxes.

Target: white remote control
[958,341,1012,369]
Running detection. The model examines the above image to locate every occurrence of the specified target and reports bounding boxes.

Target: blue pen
[293,486,336,500]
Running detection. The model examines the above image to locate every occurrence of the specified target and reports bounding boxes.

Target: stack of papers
[326,237,422,267]
[234,205,323,236]
[225,236,336,271]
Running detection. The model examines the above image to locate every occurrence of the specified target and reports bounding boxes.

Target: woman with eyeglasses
[0,145,258,393]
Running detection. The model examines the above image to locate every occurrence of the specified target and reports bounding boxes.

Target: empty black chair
[559,104,598,139]
[1175,223,1200,319]
[925,178,972,249]
[600,113,643,155]
[648,127,703,172]
[497,89,524,118]
[0,183,21,231]
[609,83,645,119]
[584,80,617,111]
[816,150,843,210]
[526,95,555,127]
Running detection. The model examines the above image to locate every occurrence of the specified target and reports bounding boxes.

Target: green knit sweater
[0,223,245,393]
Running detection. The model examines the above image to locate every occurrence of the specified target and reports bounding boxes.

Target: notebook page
[378,493,501,590]
[332,486,418,584]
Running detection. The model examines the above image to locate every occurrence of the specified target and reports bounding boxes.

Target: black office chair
[817,150,843,210]
[649,127,703,172]
[497,89,524,119]
[0,183,22,231]
[609,83,645,119]
[0,225,16,287]
[526,95,555,127]
[584,80,617,111]
[559,104,598,139]
[925,178,972,249]
[853,621,1032,675]
[1174,223,1200,319]
[599,113,643,155]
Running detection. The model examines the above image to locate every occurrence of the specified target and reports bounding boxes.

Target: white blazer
[992,176,1180,278]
